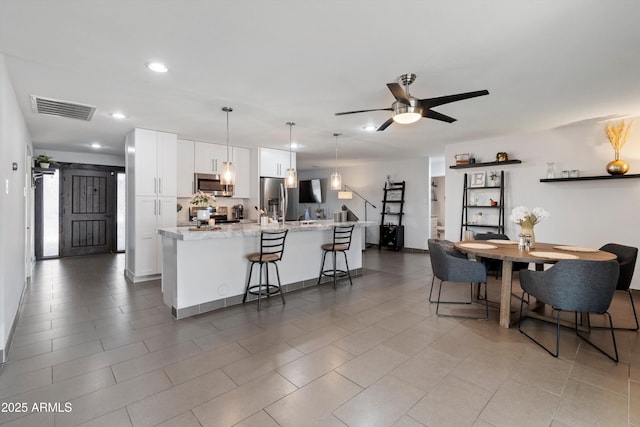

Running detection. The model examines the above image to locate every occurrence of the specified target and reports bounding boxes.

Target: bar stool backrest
[259,230,288,262]
[333,225,355,251]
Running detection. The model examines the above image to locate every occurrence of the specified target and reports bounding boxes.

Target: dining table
[454,240,617,328]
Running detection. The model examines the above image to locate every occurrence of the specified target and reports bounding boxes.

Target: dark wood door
[61,168,116,256]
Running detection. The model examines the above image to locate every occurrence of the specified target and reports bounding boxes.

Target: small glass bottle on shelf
[546,162,556,179]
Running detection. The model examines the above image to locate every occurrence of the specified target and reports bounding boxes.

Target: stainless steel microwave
[194,173,234,197]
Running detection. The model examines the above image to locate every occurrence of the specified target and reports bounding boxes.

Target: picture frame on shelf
[470,171,486,187]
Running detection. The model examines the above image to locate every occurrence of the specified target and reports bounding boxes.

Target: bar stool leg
[317,250,328,285]
[244,262,255,303]
[257,263,264,311]
[342,251,353,286]
[332,250,338,289]
[274,262,286,305]
[265,262,271,299]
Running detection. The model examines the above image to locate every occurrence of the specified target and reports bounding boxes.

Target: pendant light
[220,106,235,186]
[330,133,342,190]
[285,121,297,188]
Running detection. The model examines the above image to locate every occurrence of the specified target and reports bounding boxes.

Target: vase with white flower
[509,206,550,248]
[190,191,217,226]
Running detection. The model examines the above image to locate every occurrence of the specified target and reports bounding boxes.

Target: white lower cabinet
[131,195,177,280]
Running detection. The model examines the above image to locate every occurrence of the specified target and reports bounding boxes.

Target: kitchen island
[157,221,374,318]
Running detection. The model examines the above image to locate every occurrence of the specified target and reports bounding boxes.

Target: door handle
[158,178,162,194]
[154,178,157,194]
[154,200,157,215]
[158,201,161,216]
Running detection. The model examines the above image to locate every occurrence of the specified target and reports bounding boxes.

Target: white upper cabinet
[177,139,195,197]
[232,146,250,198]
[132,129,177,197]
[194,141,229,174]
[259,147,296,178]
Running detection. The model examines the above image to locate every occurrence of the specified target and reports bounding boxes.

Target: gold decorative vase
[519,226,535,248]
[606,149,629,175]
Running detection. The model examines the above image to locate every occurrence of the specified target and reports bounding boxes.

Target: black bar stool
[317,225,355,289]
[243,229,288,310]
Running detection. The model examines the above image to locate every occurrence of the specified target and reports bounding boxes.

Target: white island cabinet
[158,221,373,318]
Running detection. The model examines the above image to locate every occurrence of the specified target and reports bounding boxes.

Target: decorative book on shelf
[379,180,405,252]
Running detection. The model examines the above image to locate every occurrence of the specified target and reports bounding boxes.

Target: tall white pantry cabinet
[125,128,177,282]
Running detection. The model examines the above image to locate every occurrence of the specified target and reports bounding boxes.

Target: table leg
[499,260,514,328]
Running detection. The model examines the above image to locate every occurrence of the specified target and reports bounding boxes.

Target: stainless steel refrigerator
[260,177,298,221]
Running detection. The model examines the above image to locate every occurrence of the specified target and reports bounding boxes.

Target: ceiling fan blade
[335,108,393,116]
[419,90,489,108]
[386,83,411,105]
[377,117,395,131]
[423,109,457,123]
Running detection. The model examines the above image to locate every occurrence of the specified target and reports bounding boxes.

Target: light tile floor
[1,250,639,426]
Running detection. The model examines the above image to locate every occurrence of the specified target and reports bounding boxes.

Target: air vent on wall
[30,95,96,121]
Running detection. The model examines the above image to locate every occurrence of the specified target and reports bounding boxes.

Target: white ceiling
[1,1,640,169]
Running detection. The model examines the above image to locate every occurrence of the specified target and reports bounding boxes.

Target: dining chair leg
[575,312,619,363]
[518,292,560,358]
[428,276,436,303]
[628,290,640,331]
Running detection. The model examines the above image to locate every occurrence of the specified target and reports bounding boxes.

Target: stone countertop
[158,220,375,241]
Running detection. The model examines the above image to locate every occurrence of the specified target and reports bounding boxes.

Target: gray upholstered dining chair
[598,243,638,331]
[518,259,620,362]
[427,239,489,320]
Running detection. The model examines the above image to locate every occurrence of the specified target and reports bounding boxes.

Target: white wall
[33,148,125,167]
[300,157,431,250]
[0,54,33,360]
[445,119,640,289]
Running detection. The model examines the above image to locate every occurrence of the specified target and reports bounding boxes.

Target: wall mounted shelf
[540,174,640,182]
[450,159,521,169]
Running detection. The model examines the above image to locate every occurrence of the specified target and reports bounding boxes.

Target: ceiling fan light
[393,112,421,124]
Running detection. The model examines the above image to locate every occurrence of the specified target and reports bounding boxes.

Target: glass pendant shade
[220,161,234,185]
[285,121,297,188]
[330,171,342,190]
[285,168,297,188]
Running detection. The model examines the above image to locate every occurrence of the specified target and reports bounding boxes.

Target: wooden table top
[454,240,617,263]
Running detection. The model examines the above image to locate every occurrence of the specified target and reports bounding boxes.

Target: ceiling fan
[335,73,489,131]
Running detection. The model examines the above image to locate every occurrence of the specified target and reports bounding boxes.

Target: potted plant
[35,154,58,169]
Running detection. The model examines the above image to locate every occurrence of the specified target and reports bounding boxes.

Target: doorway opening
[34,163,125,259]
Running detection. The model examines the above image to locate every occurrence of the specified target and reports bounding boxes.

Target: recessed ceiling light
[290,143,300,149]
[147,62,168,73]
[91,143,101,149]
[111,112,126,119]
[362,125,377,132]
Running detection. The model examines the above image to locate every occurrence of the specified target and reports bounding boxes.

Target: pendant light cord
[334,133,341,173]
[286,122,295,167]
[222,107,233,162]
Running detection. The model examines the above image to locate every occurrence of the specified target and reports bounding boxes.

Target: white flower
[511,206,549,226]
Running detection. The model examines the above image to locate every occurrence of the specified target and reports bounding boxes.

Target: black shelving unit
[460,171,505,240]
[379,181,405,251]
